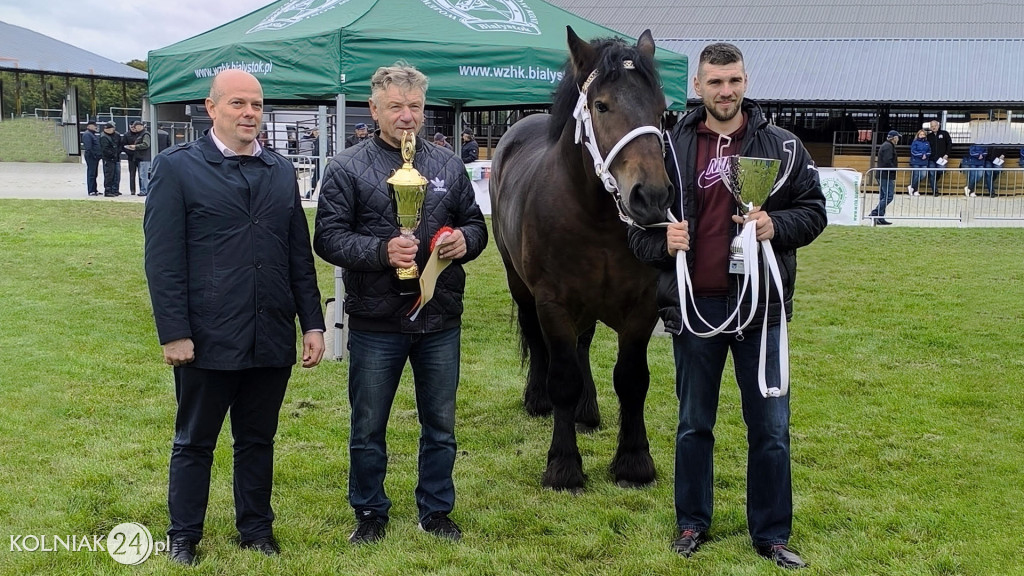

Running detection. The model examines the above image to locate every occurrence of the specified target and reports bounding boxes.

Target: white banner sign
[819,167,861,226]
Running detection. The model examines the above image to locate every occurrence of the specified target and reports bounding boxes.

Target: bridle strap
[572,69,664,227]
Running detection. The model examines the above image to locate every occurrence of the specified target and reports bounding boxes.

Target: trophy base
[729,258,745,275]
[396,277,420,296]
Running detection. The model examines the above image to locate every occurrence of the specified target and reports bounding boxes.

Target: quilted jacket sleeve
[313,154,391,271]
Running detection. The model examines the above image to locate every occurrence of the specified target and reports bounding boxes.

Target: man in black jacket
[869,130,900,225]
[460,127,479,164]
[314,63,487,546]
[628,43,825,569]
[99,122,121,196]
[81,120,100,195]
[124,120,152,196]
[926,119,952,196]
[143,69,326,566]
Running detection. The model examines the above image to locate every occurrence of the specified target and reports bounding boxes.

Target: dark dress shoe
[239,535,281,556]
[756,544,807,569]
[168,537,198,566]
[670,529,705,557]
[876,219,892,225]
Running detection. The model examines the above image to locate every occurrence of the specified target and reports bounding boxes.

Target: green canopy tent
[148,0,687,109]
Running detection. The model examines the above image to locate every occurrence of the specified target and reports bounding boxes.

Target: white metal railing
[863,167,1024,224]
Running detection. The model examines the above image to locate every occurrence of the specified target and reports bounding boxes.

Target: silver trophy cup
[719,156,782,274]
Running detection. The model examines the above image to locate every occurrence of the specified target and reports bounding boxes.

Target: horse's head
[561,26,674,227]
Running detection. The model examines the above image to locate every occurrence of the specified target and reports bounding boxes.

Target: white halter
[572,66,664,227]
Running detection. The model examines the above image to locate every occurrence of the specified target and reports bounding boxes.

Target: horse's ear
[567,26,596,75]
[637,29,656,60]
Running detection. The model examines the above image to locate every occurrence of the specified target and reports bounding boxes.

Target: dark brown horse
[488,27,674,490]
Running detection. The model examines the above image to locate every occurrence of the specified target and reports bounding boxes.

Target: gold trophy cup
[719,156,781,274]
[387,131,427,281]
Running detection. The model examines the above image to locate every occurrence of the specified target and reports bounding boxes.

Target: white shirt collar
[209,128,263,158]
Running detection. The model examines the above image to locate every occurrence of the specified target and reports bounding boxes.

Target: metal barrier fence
[281,154,317,199]
[862,167,1024,225]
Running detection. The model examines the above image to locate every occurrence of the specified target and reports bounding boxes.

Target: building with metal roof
[546,0,1024,160]
[0,20,147,80]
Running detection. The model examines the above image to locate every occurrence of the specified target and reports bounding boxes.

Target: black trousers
[102,159,119,193]
[127,159,138,193]
[168,365,291,542]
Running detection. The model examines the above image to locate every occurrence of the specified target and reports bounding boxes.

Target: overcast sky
[0,0,270,63]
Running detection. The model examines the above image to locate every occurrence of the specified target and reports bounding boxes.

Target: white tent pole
[150,102,159,159]
[333,93,347,361]
[454,102,463,158]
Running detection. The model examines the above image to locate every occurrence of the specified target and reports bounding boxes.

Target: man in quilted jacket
[313,63,487,546]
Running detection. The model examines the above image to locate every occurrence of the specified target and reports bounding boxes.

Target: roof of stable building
[0,20,148,81]
[545,0,1024,105]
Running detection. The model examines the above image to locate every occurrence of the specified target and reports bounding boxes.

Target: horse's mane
[546,36,662,143]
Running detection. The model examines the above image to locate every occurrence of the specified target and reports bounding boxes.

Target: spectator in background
[82,120,101,196]
[433,132,453,151]
[346,122,370,148]
[158,128,173,151]
[460,127,479,164]
[907,129,930,196]
[982,148,1006,198]
[869,130,900,225]
[926,119,951,196]
[963,144,988,197]
[306,127,322,199]
[124,121,152,196]
[99,121,122,197]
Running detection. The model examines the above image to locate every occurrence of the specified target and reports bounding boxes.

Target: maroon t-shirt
[691,115,747,296]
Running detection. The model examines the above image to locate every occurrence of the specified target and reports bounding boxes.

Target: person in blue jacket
[907,129,930,196]
[143,69,326,566]
[963,144,989,197]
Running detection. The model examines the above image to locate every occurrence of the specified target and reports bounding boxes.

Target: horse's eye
[594,101,609,113]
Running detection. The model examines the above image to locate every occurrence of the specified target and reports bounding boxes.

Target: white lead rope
[669,212,790,398]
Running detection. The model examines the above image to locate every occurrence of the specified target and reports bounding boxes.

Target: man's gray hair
[370,63,429,107]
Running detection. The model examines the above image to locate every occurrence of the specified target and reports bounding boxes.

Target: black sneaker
[418,512,462,541]
[348,511,386,544]
[671,529,705,557]
[876,219,892,225]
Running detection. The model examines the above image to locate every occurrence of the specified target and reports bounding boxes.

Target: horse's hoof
[524,398,553,417]
[610,451,656,487]
[615,478,656,489]
[542,462,587,491]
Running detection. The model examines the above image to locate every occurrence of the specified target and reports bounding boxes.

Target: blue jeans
[671,297,792,546]
[873,172,895,217]
[909,167,927,191]
[347,327,461,523]
[85,153,99,194]
[926,161,943,193]
[138,160,151,195]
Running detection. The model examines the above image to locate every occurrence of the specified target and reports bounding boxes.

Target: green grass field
[0,200,1022,575]
[0,119,78,163]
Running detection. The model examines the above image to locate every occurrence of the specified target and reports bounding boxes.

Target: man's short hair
[370,63,429,107]
[698,43,744,70]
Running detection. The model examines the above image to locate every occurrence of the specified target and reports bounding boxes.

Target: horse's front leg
[536,300,587,491]
[574,324,601,432]
[609,323,656,487]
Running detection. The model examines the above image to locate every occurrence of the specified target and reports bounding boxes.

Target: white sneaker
[907,185,914,194]
[970,192,977,198]
[964,187,971,196]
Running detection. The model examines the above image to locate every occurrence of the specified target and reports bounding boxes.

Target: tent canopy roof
[147,0,687,109]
